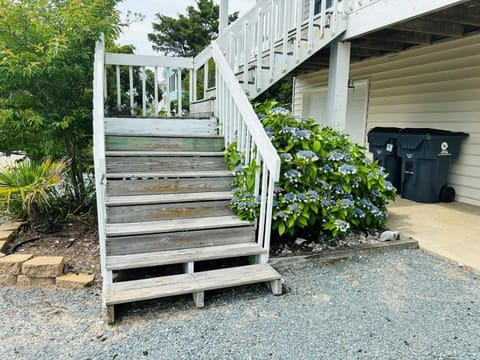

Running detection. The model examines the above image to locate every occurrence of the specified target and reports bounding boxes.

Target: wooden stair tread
[105,132,223,139]
[106,216,252,237]
[106,243,264,270]
[107,170,233,179]
[105,191,232,206]
[106,264,281,305]
[105,151,224,157]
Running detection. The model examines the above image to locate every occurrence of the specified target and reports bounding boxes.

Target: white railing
[211,0,342,95]
[343,0,382,14]
[104,53,194,117]
[210,42,281,262]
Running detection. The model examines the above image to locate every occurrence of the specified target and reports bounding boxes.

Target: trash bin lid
[367,127,402,147]
[398,128,469,150]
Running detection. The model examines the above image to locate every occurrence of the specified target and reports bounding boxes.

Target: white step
[106,243,265,271]
[106,170,233,179]
[106,216,251,237]
[106,263,281,305]
[105,191,232,206]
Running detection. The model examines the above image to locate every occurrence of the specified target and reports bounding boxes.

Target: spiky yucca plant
[0,158,68,223]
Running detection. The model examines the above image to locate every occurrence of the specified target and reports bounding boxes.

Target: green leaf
[278,222,286,236]
[312,140,321,152]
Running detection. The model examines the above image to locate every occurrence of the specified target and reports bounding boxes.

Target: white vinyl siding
[294,33,480,206]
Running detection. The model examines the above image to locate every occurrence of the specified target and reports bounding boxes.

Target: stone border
[0,221,94,289]
[269,238,419,271]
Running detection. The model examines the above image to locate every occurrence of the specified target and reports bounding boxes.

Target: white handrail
[210,42,280,262]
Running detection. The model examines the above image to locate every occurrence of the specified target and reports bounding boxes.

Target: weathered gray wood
[106,216,251,237]
[106,170,233,180]
[106,191,231,206]
[106,176,233,196]
[193,292,205,308]
[104,117,217,136]
[269,280,283,296]
[106,226,255,256]
[106,155,226,172]
[106,305,115,325]
[105,135,224,152]
[106,264,281,305]
[106,151,225,157]
[106,243,267,270]
[106,200,232,223]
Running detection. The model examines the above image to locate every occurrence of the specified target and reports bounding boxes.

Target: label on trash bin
[386,144,393,152]
[438,142,451,156]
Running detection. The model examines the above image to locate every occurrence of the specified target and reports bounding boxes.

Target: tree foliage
[148,0,238,57]
[0,0,121,198]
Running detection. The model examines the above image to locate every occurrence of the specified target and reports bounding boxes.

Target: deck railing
[210,42,281,262]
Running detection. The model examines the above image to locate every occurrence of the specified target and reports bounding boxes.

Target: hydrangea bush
[226,100,397,238]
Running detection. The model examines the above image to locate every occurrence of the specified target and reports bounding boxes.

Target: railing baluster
[257,156,269,252]
[256,8,263,91]
[141,66,147,116]
[154,66,159,116]
[165,67,171,117]
[320,0,327,38]
[177,68,182,116]
[308,0,315,49]
[203,62,209,99]
[282,0,288,72]
[116,65,121,109]
[243,20,249,91]
[269,7,275,80]
[129,66,134,115]
[295,0,304,62]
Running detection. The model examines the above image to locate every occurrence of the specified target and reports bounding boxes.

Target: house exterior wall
[294,33,480,206]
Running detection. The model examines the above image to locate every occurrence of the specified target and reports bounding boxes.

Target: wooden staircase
[100,118,282,323]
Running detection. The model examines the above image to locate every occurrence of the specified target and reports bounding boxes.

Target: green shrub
[226,101,397,238]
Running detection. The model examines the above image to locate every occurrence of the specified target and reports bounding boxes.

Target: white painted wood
[129,66,134,115]
[327,40,351,131]
[106,264,281,305]
[106,215,252,237]
[219,0,229,33]
[106,53,194,69]
[166,67,171,116]
[154,67,159,115]
[193,292,205,308]
[106,243,267,270]
[343,0,468,40]
[93,35,109,309]
[104,117,217,136]
[105,191,231,206]
[141,66,147,116]
[116,65,121,108]
[177,68,182,115]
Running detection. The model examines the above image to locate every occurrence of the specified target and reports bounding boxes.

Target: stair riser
[106,227,256,255]
[105,136,224,152]
[107,201,232,223]
[106,177,233,196]
[106,156,226,172]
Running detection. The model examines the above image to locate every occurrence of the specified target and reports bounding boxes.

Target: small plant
[0,158,68,225]
[226,100,397,238]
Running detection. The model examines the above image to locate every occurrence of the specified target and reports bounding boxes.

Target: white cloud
[116,0,256,55]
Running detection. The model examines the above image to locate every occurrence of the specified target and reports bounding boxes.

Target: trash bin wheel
[439,185,455,203]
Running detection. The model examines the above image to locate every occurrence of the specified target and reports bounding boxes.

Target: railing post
[177,68,182,116]
[219,0,229,34]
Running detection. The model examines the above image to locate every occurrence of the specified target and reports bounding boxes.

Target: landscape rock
[0,230,15,241]
[0,241,6,252]
[0,274,17,286]
[17,275,55,287]
[0,221,22,232]
[379,231,400,242]
[22,256,64,278]
[294,238,307,246]
[0,254,33,275]
[0,252,5,258]
[56,273,94,289]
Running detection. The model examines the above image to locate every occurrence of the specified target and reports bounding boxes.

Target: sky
[116,0,257,55]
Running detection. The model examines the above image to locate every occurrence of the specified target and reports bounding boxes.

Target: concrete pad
[388,198,480,273]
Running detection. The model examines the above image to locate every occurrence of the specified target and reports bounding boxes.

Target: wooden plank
[105,53,193,68]
[106,226,255,255]
[105,151,225,157]
[390,19,465,38]
[106,176,233,196]
[106,191,232,206]
[106,216,252,237]
[106,243,267,270]
[106,200,232,223]
[106,170,233,180]
[105,136,224,152]
[106,264,281,305]
[105,156,226,173]
[104,117,217,136]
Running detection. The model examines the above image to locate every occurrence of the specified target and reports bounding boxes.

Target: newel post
[219,0,229,34]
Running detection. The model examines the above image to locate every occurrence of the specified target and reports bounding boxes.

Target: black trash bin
[396,128,468,203]
[367,127,402,193]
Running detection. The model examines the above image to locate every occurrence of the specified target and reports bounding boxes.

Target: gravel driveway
[1,250,479,360]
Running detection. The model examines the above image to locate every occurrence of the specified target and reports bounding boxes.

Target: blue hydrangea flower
[233,165,244,175]
[285,169,301,183]
[284,192,297,202]
[280,126,297,135]
[288,203,301,215]
[358,199,371,208]
[327,150,346,162]
[264,127,274,137]
[274,186,284,194]
[317,180,331,190]
[333,184,344,194]
[257,113,266,120]
[270,107,289,116]
[353,207,365,218]
[272,200,279,208]
[297,150,318,162]
[276,211,288,220]
[289,115,308,122]
[297,193,307,202]
[341,198,355,208]
[338,164,357,175]
[280,153,293,162]
[293,129,312,140]
[321,164,333,173]
[385,181,396,192]
[307,190,319,200]
[363,157,372,165]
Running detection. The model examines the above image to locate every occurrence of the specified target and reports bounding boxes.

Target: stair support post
[326,40,351,131]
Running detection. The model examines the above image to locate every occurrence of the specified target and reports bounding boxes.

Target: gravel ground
[1,249,479,360]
